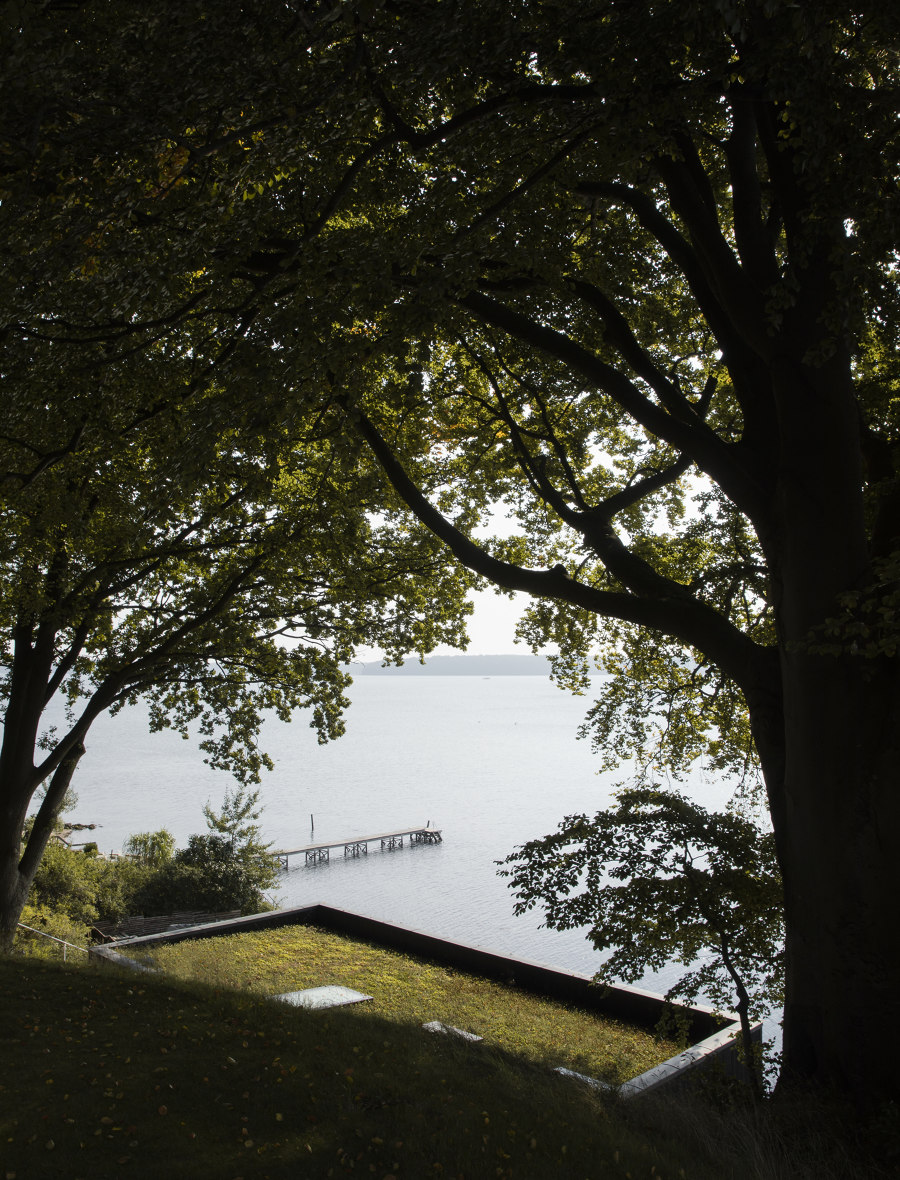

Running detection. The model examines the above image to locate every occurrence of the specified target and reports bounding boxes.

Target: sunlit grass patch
[133,924,678,1084]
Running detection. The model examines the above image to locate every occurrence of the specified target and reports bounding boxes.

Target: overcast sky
[436,587,530,656]
[353,586,532,663]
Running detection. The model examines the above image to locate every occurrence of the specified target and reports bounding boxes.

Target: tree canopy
[500,787,784,1095]
[0,67,474,948]
[133,787,281,918]
[3,0,900,1103]
[0,313,472,945]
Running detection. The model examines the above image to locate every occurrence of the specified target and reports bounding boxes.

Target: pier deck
[273,824,441,868]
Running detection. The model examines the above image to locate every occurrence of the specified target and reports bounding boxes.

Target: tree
[314,3,900,1105]
[5,0,900,1103]
[123,830,176,869]
[132,832,277,917]
[0,224,473,951]
[203,785,267,858]
[0,4,458,949]
[0,346,471,949]
[26,840,145,929]
[499,788,784,1097]
[198,783,281,909]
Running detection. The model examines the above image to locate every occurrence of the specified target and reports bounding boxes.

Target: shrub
[123,829,176,867]
[131,788,281,916]
[14,903,91,959]
[26,790,279,928]
[28,842,103,924]
[132,834,276,915]
[28,842,148,925]
[89,855,149,923]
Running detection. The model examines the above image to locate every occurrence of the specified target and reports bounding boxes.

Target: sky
[428,508,538,656]
[355,586,532,664]
[436,587,531,656]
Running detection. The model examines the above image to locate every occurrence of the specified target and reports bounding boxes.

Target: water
[58,676,736,994]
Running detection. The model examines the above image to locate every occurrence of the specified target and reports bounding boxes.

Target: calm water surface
[58,676,736,993]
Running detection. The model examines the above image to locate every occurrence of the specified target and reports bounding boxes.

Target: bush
[89,855,149,923]
[131,788,281,916]
[25,789,279,929]
[14,903,91,960]
[28,842,103,923]
[28,842,148,926]
[123,829,175,867]
[132,834,277,915]
[179,831,278,890]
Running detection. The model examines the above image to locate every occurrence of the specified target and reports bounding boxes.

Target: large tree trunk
[0,791,34,955]
[766,351,900,1104]
[0,617,117,952]
[0,743,85,953]
[775,655,900,1104]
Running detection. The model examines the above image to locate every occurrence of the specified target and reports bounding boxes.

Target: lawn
[130,924,679,1086]
[1,954,719,1179]
[5,952,887,1178]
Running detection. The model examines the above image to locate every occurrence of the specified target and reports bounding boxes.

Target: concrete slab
[554,1065,612,1091]
[275,985,373,1010]
[422,1020,483,1042]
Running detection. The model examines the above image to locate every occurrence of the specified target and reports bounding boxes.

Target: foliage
[0,10,475,946]
[27,842,147,927]
[13,902,91,960]
[499,788,783,1094]
[26,811,277,925]
[123,829,176,868]
[203,785,266,856]
[246,0,892,1100]
[4,0,900,1098]
[132,833,278,917]
[3,8,897,748]
[123,784,284,916]
[26,786,278,924]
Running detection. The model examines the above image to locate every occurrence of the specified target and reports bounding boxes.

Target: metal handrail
[16,921,89,962]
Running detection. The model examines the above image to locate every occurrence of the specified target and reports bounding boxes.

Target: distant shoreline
[345,654,559,676]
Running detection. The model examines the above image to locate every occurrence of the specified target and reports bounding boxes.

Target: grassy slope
[1,955,719,1180]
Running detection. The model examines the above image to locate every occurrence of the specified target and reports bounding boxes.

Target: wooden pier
[273,824,442,868]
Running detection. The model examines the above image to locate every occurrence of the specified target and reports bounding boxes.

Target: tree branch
[347,398,768,687]
[459,290,768,522]
[600,452,694,517]
[725,89,780,289]
[567,178,778,458]
[654,141,770,354]
[17,742,85,885]
[567,278,702,421]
